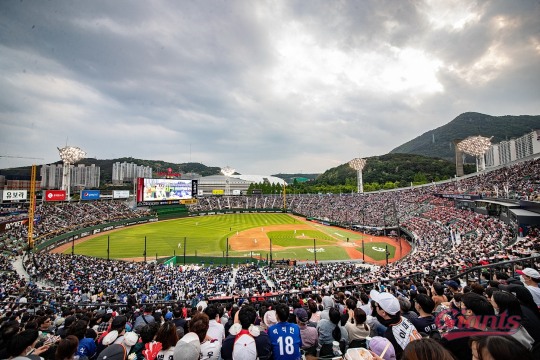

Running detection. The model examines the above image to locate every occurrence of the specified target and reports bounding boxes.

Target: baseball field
[55,213,410,264]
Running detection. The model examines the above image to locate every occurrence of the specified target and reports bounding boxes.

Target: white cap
[173,333,201,360]
[370,290,400,315]
[517,268,540,279]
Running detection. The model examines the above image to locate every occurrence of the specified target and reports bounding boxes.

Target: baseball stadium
[1,156,540,359]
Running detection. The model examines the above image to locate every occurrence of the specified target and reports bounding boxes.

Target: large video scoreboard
[136,178,198,206]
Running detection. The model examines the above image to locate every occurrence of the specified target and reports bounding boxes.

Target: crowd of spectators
[0,201,152,253]
[1,275,539,360]
[1,157,540,359]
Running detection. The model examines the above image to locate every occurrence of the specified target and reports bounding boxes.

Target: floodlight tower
[456,136,492,172]
[348,158,367,193]
[58,146,86,200]
[221,166,235,196]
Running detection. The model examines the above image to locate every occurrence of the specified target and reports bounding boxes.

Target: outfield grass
[267,230,335,247]
[68,213,396,262]
[71,213,300,259]
[311,224,367,242]
[357,242,395,261]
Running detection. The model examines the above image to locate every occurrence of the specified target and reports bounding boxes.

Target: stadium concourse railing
[449,253,540,284]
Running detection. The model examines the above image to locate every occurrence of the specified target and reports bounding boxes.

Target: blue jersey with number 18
[268,321,302,360]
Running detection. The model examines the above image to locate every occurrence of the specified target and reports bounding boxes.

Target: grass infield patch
[357,242,396,261]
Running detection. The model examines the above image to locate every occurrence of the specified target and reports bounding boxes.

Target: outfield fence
[158,255,261,266]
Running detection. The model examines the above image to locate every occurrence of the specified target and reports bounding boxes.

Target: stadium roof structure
[199,175,252,184]
[230,174,287,186]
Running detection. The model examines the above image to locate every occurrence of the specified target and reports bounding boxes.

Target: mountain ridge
[1,112,538,186]
[390,112,540,161]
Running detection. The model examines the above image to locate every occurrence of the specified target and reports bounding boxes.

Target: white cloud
[0,0,538,174]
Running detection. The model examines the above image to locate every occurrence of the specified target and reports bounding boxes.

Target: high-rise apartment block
[112,162,152,185]
[41,164,100,189]
[485,130,540,168]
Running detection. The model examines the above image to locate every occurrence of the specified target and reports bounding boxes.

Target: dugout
[508,208,540,237]
[475,199,520,217]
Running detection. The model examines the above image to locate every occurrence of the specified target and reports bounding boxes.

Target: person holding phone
[7,329,50,360]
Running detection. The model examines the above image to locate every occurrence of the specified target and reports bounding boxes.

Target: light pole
[144,236,147,262]
[226,238,229,266]
[58,146,86,200]
[313,239,316,264]
[270,238,273,267]
[456,136,492,172]
[183,237,186,265]
[393,201,401,238]
[349,158,367,194]
[221,166,235,196]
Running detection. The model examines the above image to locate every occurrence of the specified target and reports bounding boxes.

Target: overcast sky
[1,0,539,175]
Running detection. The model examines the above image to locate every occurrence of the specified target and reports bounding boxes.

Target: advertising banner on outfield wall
[212,189,224,195]
[44,190,66,202]
[81,190,100,200]
[2,190,27,201]
[113,190,130,199]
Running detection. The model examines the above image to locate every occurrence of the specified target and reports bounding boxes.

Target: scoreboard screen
[136,178,198,205]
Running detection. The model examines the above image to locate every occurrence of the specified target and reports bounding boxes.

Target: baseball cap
[173,332,201,360]
[123,332,139,354]
[196,301,208,312]
[97,344,126,360]
[294,308,309,323]
[165,312,173,320]
[111,315,127,330]
[516,268,540,279]
[263,310,277,327]
[102,331,120,346]
[369,336,396,360]
[370,290,400,315]
[232,333,257,360]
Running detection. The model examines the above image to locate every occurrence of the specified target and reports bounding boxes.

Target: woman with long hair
[155,322,178,360]
[344,308,370,348]
[55,335,79,360]
[317,307,348,357]
[190,312,220,360]
[490,290,536,349]
[470,335,532,360]
[400,338,454,360]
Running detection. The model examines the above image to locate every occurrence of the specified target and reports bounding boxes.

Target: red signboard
[136,178,145,202]
[44,190,66,202]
